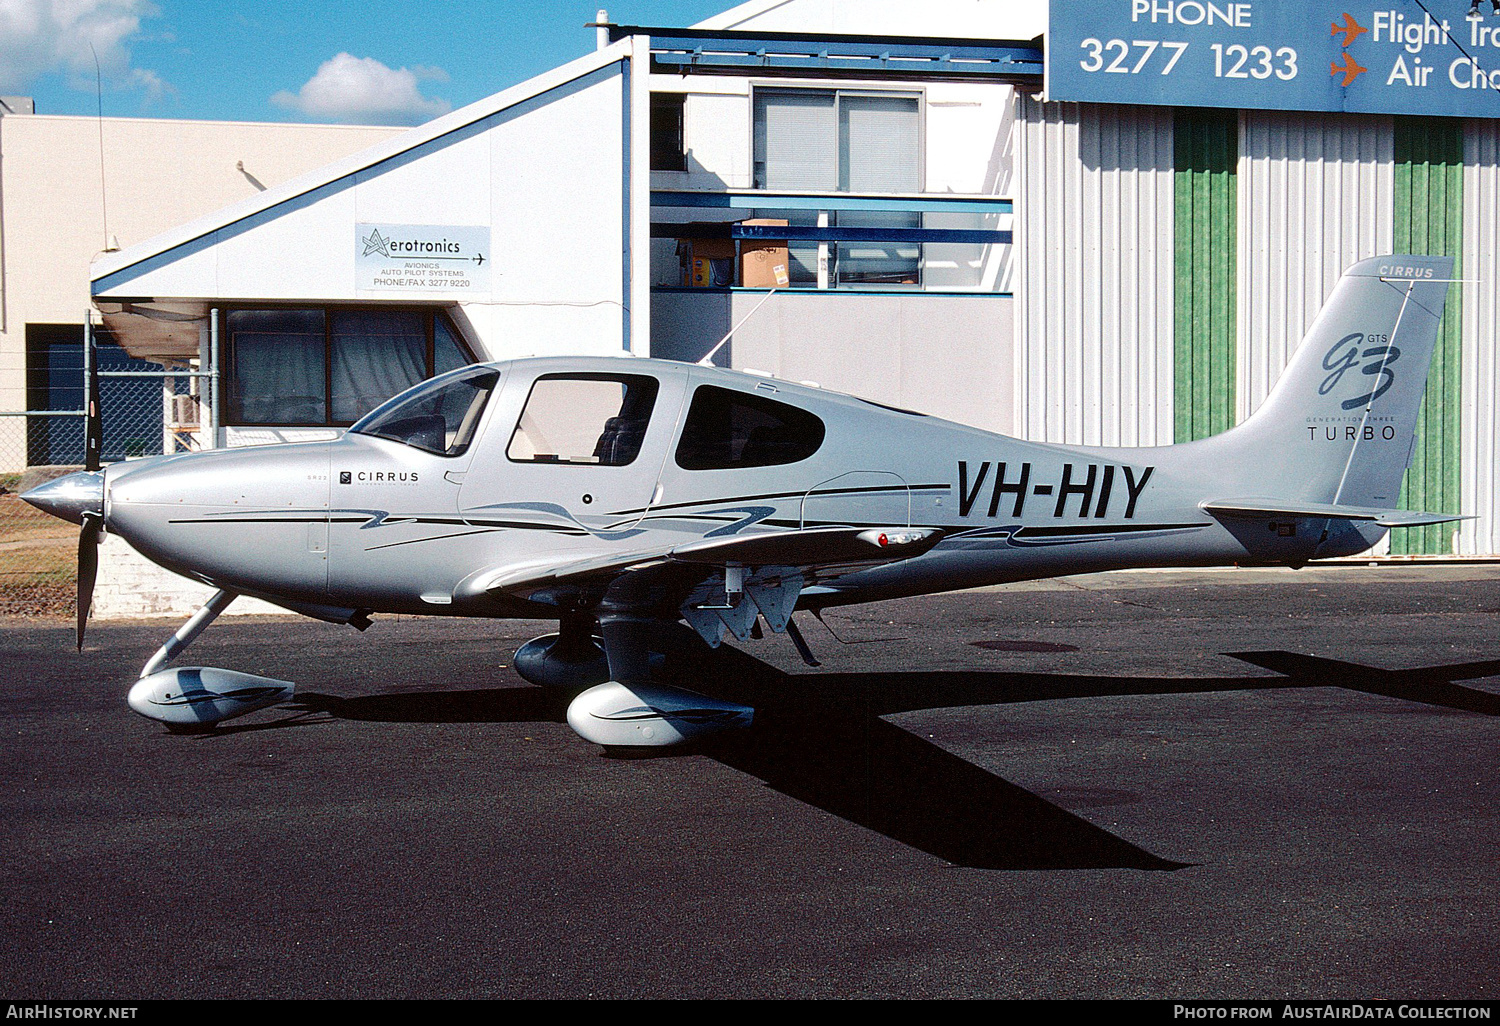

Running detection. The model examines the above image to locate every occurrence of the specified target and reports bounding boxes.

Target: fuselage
[100,355,1378,620]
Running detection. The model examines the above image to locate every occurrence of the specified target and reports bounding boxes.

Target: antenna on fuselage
[698,288,779,367]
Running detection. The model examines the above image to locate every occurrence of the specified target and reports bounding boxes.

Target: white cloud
[0,0,168,97]
[271,53,452,126]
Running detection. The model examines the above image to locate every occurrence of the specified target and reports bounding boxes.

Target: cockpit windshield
[349,365,500,457]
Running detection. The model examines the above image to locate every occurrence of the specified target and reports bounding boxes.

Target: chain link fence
[0,328,210,616]
[0,412,86,616]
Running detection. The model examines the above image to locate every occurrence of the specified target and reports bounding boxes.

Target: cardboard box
[679,235,737,288]
[739,218,790,288]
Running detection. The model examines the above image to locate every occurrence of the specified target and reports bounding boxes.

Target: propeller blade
[77,515,101,652]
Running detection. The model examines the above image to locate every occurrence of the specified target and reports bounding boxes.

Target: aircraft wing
[482,526,943,597]
[1201,498,1469,527]
[470,526,943,645]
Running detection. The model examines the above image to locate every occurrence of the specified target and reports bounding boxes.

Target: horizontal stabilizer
[1202,498,1469,528]
[479,526,943,599]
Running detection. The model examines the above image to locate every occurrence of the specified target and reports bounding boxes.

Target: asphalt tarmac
[3,564,1499,1000]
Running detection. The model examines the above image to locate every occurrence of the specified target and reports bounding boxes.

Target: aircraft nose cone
[20,470,105,525]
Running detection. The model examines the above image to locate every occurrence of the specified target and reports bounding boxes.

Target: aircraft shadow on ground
[274,646,1500,873]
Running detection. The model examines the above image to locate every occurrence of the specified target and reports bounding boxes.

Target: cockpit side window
[675,385,825,470]
[349,366,500,457]
[507,374,660,466]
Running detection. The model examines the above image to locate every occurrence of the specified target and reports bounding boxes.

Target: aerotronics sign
[1047,0,1500,117]
[356,223,491,295]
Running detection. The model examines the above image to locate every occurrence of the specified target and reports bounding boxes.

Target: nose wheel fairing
[115,589,298,731]
[128,666,295,730]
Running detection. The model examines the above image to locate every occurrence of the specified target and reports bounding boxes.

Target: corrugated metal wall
[1173,109,1238,442]
[1237,112,1394,421]
[1391,118,1465,555]
[1015,101,1498,557]
[1015,98,1175,446]
[1462,119,1500,557]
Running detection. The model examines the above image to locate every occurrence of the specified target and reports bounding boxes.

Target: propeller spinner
[21,470,106,650]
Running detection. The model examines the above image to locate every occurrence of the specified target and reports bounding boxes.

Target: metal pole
[208,307,220,450]
[140,588,238,678]
[83,311,100,470]
[162,370,173,454]
[697,288,779,367]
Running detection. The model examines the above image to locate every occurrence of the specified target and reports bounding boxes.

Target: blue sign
[1047,0,1500,118]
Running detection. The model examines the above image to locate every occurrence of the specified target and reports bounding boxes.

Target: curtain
[330,309,428,422]
[227,309,326,424]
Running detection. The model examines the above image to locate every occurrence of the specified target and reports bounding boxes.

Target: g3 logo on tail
[1320,332,1400,411]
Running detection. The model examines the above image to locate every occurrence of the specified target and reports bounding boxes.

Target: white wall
[652,290,1014,433]
[1462,118,1500,556]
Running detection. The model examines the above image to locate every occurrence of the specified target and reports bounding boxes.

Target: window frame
[506,371,662,468]
[749,84,927,194]
[673,383,827,472]
[749,83,928,290]
[219,305,476,428]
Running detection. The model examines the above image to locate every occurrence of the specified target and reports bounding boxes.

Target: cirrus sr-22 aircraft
[24,255,1465,747]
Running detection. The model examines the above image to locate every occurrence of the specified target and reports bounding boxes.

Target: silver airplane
[23,255,1465,746]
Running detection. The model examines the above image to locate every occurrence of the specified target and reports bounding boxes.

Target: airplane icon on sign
[1330,13,1369,48]
[1330,51,1368,86]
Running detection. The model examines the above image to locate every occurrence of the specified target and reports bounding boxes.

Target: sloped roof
[91,37,640,291]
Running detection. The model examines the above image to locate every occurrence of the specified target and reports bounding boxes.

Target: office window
[226,309,327,425]
[754,90,837,190]
[753,89,920,192]
[753,88,922,287]
[834,210,922,287]
[330,309,428,423]
[224,307,475,426]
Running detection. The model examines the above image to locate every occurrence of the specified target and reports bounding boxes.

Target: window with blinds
[753,89,921,191]
[753,88,923,287]
[840,94,921,192]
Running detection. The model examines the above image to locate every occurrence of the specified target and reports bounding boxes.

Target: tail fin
[1211,254,1454,509]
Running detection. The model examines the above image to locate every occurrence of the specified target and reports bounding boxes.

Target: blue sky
[2,1,735,124]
